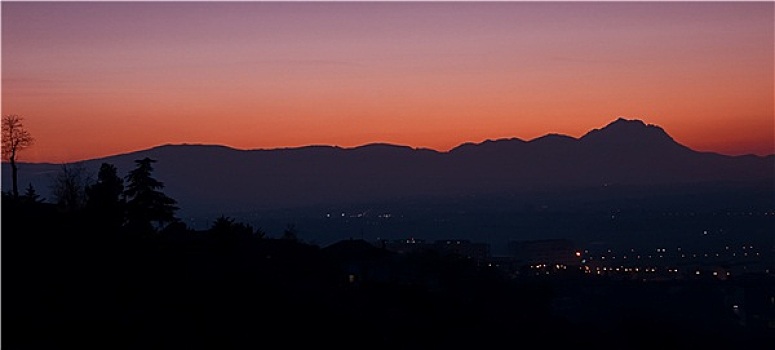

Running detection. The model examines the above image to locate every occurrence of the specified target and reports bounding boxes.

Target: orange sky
[2,2,773,163]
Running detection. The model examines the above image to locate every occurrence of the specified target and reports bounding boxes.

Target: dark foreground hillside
[3,196,773,349]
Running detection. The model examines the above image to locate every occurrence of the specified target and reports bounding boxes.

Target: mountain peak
[612,116,644,124]
[580,117,681,149]
[604,117,651,130]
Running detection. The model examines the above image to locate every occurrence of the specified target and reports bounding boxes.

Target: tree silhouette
[123,157,178,233]
[208,215,261,239]
[51,163,91,212]
[21,182,43,204]
[2,114,34,198]
[281,223,299,241]
[86,163,125,228]
[209,215,238,236]
[254,225,267,239]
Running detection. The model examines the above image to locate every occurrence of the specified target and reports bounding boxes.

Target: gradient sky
[2,1,773,163]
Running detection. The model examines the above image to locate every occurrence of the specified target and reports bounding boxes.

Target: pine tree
[123,157,178,233]
[21,183,42,204]
[86,163,125,228]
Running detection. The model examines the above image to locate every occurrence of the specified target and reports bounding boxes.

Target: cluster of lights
[326,211,381,218]
[527,263,570,275]
[583,244,762,261]
[574,242,771,279]
[584,266,674,274]
[530,264,568,270]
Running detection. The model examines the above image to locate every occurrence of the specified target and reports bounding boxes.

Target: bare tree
[2,115,34,198]
[51,163,92,212]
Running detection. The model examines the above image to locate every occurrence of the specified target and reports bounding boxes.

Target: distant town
[372,236,773,281]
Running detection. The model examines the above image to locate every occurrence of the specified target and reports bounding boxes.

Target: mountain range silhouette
[3,118,773,234]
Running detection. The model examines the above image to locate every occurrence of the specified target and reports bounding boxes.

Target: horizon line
[10,140,775,166]
[7,117,774,164]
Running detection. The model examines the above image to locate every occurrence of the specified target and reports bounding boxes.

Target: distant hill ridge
[75,117,763,160]
[109,118,699,155]
[3,118,773,221]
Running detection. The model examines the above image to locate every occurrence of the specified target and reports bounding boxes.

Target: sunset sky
[2,1,773,163]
